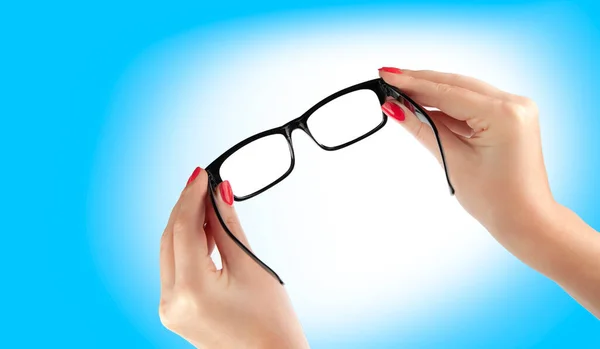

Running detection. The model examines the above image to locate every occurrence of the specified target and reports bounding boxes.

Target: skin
[159,68,600,348]
[378,69,600,318]
[159,170,309,349]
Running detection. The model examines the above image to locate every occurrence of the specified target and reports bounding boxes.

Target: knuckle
[401,74,416,82]
[412,122,432,146]
[174,280,195,295]
[223,215,241,231]
[160,229,171,243]
[159,289,201,331]
[413,122,427,142]
[467,117,488,133]
[396,74,416,87]
[518,96,539,115]
[500,101,530,123]
[172,218,188,235]
[500,97,539,124]
[411,122,442,165]
[434,82,454,95]
[448,73,463,84]
[175,288,201,315]
[158,298,177,330]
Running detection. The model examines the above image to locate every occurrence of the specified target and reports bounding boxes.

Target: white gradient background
[89,9,583,348]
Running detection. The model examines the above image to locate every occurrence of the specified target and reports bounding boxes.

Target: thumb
[205,180,252,263]
[382,99,455,165]
[205,180,282,284]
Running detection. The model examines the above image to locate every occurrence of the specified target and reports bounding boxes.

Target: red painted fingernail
[378,67,402,74]
[186,167,201,186]
[220,180,234,206]
[381,102,406,122]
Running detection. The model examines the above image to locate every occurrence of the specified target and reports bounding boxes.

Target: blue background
[1,0,599,348]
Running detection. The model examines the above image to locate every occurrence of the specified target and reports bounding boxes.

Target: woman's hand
[379,67,552,230]
[379,67,600,317]
[159,167,310,349]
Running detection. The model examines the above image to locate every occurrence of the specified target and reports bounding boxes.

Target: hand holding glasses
[205,77,454,284]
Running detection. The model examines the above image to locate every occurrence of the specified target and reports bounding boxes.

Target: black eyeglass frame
[205,77,455,285]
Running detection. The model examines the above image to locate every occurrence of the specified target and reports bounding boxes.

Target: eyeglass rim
[203,77,455,285]
[206,78,454,198]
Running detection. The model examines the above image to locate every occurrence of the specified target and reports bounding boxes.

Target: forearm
[487,200,600,318]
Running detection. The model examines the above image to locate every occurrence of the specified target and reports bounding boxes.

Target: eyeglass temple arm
[207,178,285,285]
[381,81,455,195]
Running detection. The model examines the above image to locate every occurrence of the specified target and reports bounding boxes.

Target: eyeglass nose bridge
[283,117,311,138]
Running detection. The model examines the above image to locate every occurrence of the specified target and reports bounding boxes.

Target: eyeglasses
[206,77,454,285]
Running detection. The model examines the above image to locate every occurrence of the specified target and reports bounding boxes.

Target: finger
[400,69,511,100]
[428,110,475,138]
[172,167,213,283]
[380,71,500,132]
[382,99,457,164]
[159,192,183,293]
[204,221,216,256]
[205,180,253,270]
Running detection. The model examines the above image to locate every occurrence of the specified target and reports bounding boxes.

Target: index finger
[400,69,510,100]
[159,192,181,294]
[172,167,213,283]
[160,168,207,293]
[380,71,501,125]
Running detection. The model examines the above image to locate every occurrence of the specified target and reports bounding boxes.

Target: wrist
[485,197,598,283]
[259,334,310,349]
[485,193,557,240]
[251,321,310,349]
[484,196,561,275]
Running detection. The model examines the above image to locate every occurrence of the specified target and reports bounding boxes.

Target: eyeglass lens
[219,89,383,198]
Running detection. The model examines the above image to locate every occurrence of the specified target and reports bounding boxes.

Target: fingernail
[378,67,402,74]
[220,180,234,206]
[381,102,405,122]
[186,167,201,186]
